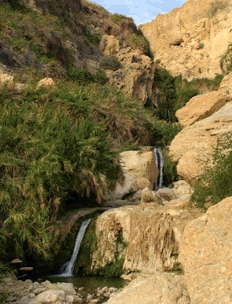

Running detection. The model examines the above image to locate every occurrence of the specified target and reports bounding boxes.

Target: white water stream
[59,218,92,277]
[153,147,164,189]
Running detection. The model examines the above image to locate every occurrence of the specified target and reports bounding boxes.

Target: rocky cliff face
[141,0,232,80]
[90,198,201,275]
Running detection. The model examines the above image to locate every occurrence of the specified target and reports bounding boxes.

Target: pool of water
[35,274,126,294]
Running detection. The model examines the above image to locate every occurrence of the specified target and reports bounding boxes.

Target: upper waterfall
[153,147,164,189]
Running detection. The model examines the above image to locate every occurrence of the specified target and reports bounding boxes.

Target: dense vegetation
[0,78,159,263]
[151,67,223,122]
[190,134,232,210]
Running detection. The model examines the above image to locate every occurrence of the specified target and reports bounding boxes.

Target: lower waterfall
[153,147,164,189]
[59,218,92,277]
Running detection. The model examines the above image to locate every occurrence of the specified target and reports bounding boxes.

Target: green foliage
[85,32,102,45]
[127,29,153,59]
[190,134,232,210]
[95,258,125,278]
[100,55,122,71]
[152,120,182,147]
[167,262,183,275]
[152,68,223,122]
[68,68,107,85]
[0,291,11,304]
[68,68,95,84]
[207,0,229,18]
[0,78,156,261]
[7,0,27,10]
[162,148,178,186]
[153,68,178,122]
[220,43,232,74]
[111,13,126,23]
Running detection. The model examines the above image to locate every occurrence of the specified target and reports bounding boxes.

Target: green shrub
[207,0,228,18]
[152,120,182,147]
[153,68,178,122]
[162,148,178,186]
[111,13,125,23]
[220,43,232,74]
[127,30,153,59]
[190,134,232,210]
[85,32,102,45]
[68,68,95,84]
[100,55,122,71]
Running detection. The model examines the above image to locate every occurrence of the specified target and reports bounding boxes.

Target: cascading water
[153,147,164,189]
[59,218,92,277]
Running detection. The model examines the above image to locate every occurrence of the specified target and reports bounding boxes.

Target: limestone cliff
[90,199,201,275]
[140,0,232,80]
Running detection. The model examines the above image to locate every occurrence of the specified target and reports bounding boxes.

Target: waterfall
[59,218,92,277]
[153,147,164,189]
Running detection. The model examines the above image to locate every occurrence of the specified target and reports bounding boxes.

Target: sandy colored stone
[179,196,232,304]
[103,150,158,201]
[176,91,230,127]
[169,101,232,184]
[141,0,232,80]
[37,78,55,89]
[0,73,13,85]
[91,201,201,274]
[106,272,190,304]
[100,35,154,104]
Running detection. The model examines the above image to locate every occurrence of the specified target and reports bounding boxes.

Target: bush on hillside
[190,134,232,210]
[100,55,122,71]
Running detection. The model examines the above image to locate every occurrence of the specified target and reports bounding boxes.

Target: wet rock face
[91,200,201,275]
[103,150,158,202]
[179,197,232,304]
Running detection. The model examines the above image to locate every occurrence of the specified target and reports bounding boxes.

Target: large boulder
[103,150,158,201]
[169,101,232,184]
[179,196,232,304]
[106,272,190,304]
[176,90,229,127]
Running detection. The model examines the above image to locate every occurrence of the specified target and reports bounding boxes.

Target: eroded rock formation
[141,0,232,80]
[91,199,201,274]
[179,196,232,304]
[103,149,158,201]
[169,72,232,184]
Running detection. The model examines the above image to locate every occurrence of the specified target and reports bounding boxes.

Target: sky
[90,0,187,25]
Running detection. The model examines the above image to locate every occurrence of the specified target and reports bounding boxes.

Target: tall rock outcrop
[90,199,201,274]
[140,0,232,79]
[169,72,232,184]
[179,196,232,304]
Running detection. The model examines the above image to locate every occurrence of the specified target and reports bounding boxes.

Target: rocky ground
[0,276,122,304]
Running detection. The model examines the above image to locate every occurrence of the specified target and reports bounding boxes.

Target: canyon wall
[141,0,232,80]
